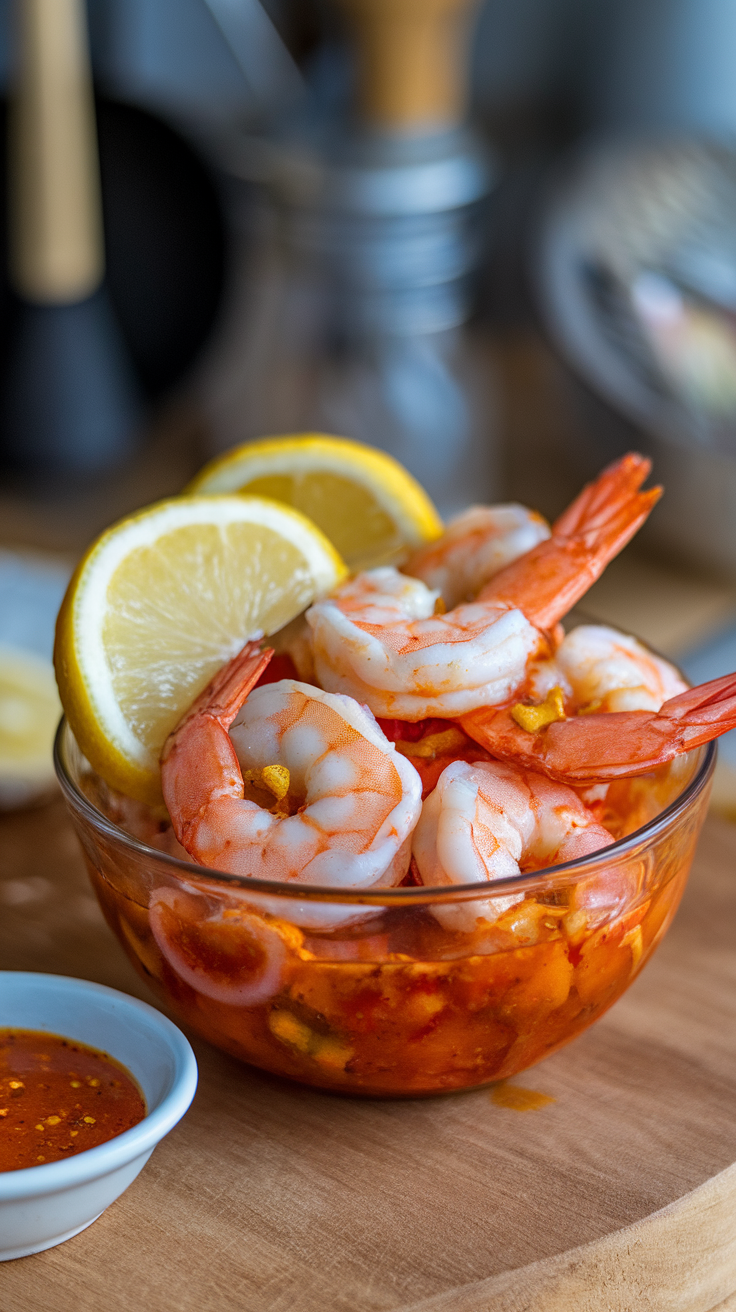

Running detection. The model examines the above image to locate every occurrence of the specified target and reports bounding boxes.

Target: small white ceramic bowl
[0,972,198,1260]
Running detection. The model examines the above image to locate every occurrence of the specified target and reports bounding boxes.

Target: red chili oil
[0,1030,146,1172]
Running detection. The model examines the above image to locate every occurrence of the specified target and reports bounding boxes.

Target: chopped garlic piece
[511,686,566,733]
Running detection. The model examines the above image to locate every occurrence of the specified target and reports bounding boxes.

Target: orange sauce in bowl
[0,1030,146,1172]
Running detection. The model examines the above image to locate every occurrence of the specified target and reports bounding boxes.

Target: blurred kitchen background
[5,0,736,813]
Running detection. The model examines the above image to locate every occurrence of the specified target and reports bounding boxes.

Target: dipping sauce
[0,1030,146,1171]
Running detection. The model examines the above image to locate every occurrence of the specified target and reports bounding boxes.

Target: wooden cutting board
[1,799,736,1311]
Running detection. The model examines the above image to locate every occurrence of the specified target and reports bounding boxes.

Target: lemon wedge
[54,495,347,804]
[0,644,61,808]
[187,434,443,572]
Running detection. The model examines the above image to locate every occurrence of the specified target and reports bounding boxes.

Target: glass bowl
[55,720,714,1098]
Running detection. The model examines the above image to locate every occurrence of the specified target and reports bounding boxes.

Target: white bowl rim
[0,972,198,1201]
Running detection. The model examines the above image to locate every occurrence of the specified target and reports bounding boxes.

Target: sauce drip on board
[490,1082,557,1112]
[0,1030,146,1171]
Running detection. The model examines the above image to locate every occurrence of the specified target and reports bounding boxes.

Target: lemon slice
[187,434,443,572]
[54,495,347,804]
[0,644,61,808]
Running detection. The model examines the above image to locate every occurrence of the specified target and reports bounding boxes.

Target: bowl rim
[54,716,716,907]
[0,972,198,1201]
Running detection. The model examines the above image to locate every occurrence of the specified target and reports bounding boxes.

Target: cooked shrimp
[527,624,687,713]
[460,671,736,785]
[403,504,551,610]
[307,567,542,720]
[306,454,661,721]
[378,715,494,798]
[160,642,422,892]
[323,567,442,626]
[513,625,686,813]
[412,759,614,931]
[476,453,662,630]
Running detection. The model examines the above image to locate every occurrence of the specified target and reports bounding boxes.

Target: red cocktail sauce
[0,1030,146,1172]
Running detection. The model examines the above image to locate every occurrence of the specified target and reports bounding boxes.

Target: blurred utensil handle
[336,0,481,132]
[10,0,104,305]
[201,0,305,111]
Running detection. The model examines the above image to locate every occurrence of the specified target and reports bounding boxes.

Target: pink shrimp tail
[478,454,662,630]
[461,671,736,784]
[170,641,273,737]
[161,642,273,848]
[658,672,736,747]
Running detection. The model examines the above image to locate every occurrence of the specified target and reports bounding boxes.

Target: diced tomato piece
[255,652,299,686]
[377,716,452,743]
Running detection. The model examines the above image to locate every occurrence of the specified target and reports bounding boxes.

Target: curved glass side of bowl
[55,721,714,1098]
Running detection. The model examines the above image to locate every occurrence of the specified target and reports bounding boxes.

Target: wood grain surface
[1,797,735,1311]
